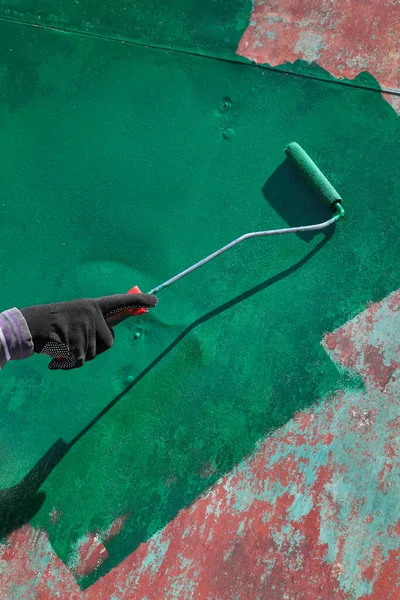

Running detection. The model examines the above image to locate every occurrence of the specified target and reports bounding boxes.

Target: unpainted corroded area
[1,290,399,598]
[238,0,400,113]
[90,290,400,599]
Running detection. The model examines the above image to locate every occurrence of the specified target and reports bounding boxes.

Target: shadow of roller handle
[105,285,149,328]
[54,144,345,361]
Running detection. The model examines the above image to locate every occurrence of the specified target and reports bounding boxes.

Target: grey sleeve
[0,308,34,369]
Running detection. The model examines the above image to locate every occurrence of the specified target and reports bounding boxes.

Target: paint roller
[106,143,345,327]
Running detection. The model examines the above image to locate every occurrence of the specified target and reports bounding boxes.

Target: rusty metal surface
[237,0,400,113]
[0,0,399,597]
[1,289,399,598]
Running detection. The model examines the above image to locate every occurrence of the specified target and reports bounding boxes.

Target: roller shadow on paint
[262,158,335,242]
[0,439,68,539]
[0,237,331,536]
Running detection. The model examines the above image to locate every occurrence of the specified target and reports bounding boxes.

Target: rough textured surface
[0,17,399,588]
[87,290,400,599]
[0,0,399,596]
[238,0,400,112]
[1,290,399,598]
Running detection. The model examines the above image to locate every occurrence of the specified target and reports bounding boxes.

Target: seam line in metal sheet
[0,14,399,98]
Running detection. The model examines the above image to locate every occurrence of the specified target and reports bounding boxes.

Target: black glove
[21,294,158,370]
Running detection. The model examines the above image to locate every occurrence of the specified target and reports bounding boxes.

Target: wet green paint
[0,0,253,59]
[0,14,399,590]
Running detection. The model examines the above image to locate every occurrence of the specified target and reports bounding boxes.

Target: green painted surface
[0,13,399,590]
[0,0,387,99]
[0,0,252,58]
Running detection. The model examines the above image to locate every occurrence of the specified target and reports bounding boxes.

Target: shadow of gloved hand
[21,294,158,370]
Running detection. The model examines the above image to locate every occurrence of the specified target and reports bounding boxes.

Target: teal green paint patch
[139,531,170,575]
[288,493,313,522]
[0,16,399,589]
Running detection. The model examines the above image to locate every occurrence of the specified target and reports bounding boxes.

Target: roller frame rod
[148,204,344,295]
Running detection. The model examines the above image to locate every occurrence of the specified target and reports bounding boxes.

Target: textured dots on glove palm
[41,342,77,370]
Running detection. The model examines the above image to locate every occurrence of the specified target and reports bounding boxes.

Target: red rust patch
[67,514,129,579]
[49,507,62,524]
[1,289,400,598]
[323,290,400,390]
[359,546,400,600]
[103,514,129,542]
[70,533,109,578]
[0,525,82,599]
[237,0,400,113]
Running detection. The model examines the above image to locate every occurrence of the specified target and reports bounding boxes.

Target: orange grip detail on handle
[105,285,148,328]
[127,285,149,316]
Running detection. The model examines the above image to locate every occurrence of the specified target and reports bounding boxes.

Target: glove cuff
[0,308,34,367]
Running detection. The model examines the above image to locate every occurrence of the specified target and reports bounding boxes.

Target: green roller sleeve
[285,142,342,208]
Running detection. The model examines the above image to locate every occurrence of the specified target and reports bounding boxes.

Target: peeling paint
[238,0,400,112]
[0,525,82,599]
[68,533,109,579]
[1,290,399,598]
[67,515,129,579]
[0,1,399,595]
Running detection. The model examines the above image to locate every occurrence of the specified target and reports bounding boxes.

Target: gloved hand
[21,294,158,370]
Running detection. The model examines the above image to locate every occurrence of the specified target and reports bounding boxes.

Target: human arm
[0,293,157,371]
